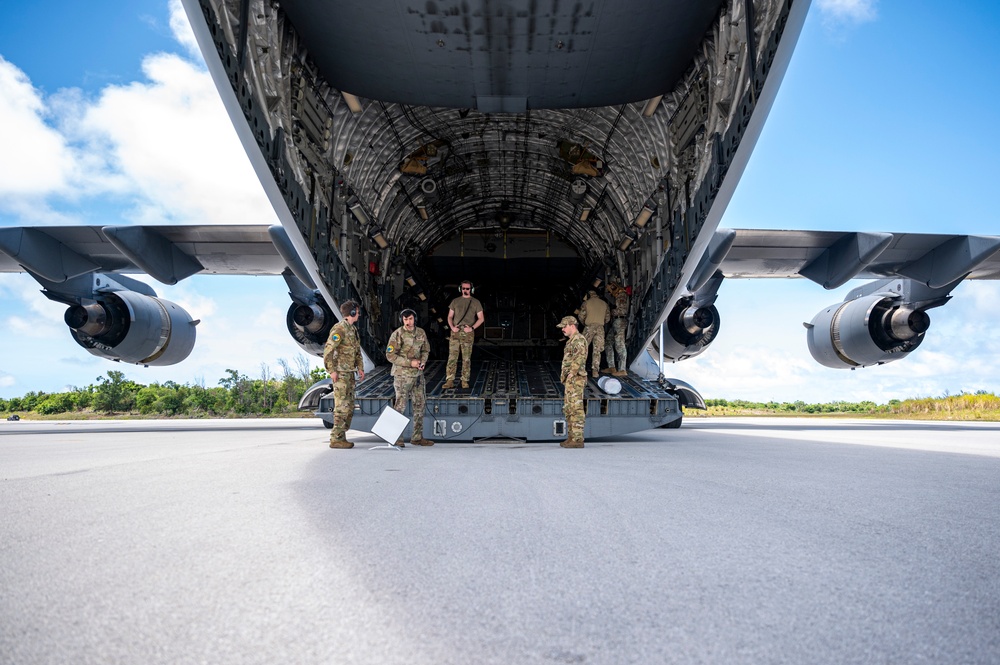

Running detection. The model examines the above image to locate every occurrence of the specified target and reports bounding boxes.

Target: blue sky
[1,0,998,403]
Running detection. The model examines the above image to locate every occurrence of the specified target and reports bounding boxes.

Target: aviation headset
[400,308,417,323]
[458,280,475,294]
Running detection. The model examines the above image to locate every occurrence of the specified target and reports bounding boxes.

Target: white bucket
[597,376,622,395]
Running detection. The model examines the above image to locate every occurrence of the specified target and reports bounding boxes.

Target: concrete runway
[2,417,999,664]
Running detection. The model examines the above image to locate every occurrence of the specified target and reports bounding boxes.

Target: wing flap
[721,229,1000,285]
[0,224,286,279]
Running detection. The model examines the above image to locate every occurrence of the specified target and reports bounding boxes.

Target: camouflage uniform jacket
[611,289,629,317]
[385,326,430,377]
[324,320,363,373]
[560,332,589,382]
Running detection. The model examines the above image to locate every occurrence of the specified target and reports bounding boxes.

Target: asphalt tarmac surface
[2,417,999,664]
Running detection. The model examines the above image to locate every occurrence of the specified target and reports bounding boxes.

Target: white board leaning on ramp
[370,405,409,450]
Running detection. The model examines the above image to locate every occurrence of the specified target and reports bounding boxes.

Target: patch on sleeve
[331,333,341,343]
[386,345,395,354]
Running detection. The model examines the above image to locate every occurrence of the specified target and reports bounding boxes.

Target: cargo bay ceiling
[198,0,783,274]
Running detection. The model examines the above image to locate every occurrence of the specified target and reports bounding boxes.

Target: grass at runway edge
[690,392,1000,421]
[4,393,1000,422]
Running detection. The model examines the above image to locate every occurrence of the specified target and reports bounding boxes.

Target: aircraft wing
[0,224,285,282]
[720,229,1000,288]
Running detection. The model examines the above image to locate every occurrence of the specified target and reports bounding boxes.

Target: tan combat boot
[442,379,454,389]
[394,437,406,448]
[559,439,584,448]
[592,370,599,378]
[612,370,628,377]
[600,368,614,375]
[411,437,435,446]
[329,439,354,449]
[461,380,469,389]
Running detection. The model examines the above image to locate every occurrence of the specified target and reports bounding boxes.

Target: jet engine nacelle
[64,291,197,366]
[655,297,721,362]
[805,294,930,369]
[286,299,336,356]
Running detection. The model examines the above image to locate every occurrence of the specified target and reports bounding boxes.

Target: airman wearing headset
[443,280,484,390]
[385,308,434,446]
[323,300,365,449]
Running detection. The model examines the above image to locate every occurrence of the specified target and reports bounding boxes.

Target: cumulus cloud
[0,275,67,340]
[0,58,77,198]
[0,0,273,228]
[817,0,877,25]
[168,0,203,60]
[0,1,280,397]
[76,52,274,226]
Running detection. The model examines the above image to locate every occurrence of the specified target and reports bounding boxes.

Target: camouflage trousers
[393,372,427,439]
[605,318,627,371]
[562,374,586,443]
[583,324,605,374]
[446,330,474,381]
[330,372,356,441]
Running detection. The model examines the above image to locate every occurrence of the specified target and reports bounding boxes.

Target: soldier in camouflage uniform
[602,282,629,377]
[557,315,588,448]
[323,300,365,449]
[385,308,434,446]
[578,289,610,378]
[443,280,484,390]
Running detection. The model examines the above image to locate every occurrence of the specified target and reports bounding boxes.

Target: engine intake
[653,297,721,362]
[806,294,929,369]
[66,291,196,366]
[286,299,335,356]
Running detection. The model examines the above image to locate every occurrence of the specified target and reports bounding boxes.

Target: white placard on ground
[371,405,408,444]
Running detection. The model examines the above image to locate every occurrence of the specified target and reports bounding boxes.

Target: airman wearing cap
[578,289,610,378]
[557,315,588,448]
[603,282,629,377]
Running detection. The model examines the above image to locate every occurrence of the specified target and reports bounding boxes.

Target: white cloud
[0,275,67,340]
[76,52,274,226]
[0,1,273,229]
[817,0,877,25]
[168,0,203,60]
[0,0,281,398]
[0,57,76,198]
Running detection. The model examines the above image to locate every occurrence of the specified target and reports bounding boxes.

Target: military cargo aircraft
[2,0,998,440]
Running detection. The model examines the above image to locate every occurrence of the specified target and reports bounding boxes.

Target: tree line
[3,368,998,420]
[1,358,328,417]
[705,391,1000,418]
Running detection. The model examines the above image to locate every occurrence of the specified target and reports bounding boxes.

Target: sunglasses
[462,288,471,292]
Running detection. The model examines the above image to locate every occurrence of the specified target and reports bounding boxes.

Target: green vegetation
[0,359,329,420]
[3,369,998,422]
[698,391,1000,420]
